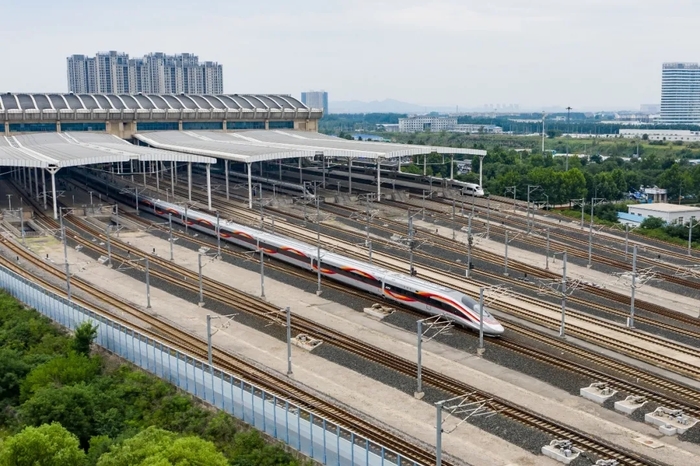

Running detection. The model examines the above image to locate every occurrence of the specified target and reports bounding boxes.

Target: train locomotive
[133,193,504,336]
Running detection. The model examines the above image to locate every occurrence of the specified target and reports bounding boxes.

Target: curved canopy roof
[0,93,309,112]
[134,130,486,163]
[0,133,215,169]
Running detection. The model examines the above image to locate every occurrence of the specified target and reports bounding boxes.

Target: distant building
[377,123,400,132]
[660,63,700,124]
[301,91,328,115]
[450,124,503,134]
[398,116,457,133]
[619,129,700,142]
[619,201,696,227]
[67,51,224,94]
[640,104,660,113]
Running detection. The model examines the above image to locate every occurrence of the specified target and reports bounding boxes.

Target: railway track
[1,235,446,466]
[12,189,667,466]
[109,201,700,416]
[148,183,700,380]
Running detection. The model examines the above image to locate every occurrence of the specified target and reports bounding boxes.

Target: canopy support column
[187,162,192,202]
[49,168,59,219]
[247,163,253,209]
[34,168,39,200]
[278,159,282,180]
[224,159,229,200]
[376,158,381,203]
[206,163,212,211]
[450,155,454,180]
[298,158,302,185]
[42,169,47,210]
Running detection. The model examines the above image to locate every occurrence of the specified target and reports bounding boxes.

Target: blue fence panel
[0,266,421,466]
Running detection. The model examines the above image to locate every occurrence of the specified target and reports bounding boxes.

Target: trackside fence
[0,265,422,466]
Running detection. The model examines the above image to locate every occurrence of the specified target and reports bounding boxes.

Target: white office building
[619,129,700,142]
[660,63,700,124]
[398,116,458,133]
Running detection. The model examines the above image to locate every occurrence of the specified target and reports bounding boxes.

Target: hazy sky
[1,0,698,110]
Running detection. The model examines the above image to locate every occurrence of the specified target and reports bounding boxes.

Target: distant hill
[329,99,455,114]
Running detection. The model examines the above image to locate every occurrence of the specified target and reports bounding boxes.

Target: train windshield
[462,296,493,318]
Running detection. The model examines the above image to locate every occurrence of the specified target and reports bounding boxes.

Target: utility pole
[451,198,456,240]
[478,287,485,350]
[416,320,423,396]
[168,213,174,261]
[629,245,637,328]
[466,214,473,278]
[216,211,221,258]
[436,402,443,466]
[316,196,322,296]
[145,257,151,309]
[286,307,293,376]
[19,207,25,246]
[198,253,205,306]
[545,227,550,270]
[541,111,546,154]
[559,251,568,337]
[504,230,509,276]
[106,224,112,267]
[60,209,71,300]
[689,217,695,256]
[565,106,572,171]
[588,198,604,267]
[408,214,415,275]
[207,314,213,365]
[258,238,266,299]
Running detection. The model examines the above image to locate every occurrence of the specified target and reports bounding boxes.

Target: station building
[0,92,486,220]
[0,93,322,137]
[618,203,700,227]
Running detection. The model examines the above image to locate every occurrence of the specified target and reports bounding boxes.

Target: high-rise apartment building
[301,91,328,115]
[67,52,224,94]
[660,63,700,124]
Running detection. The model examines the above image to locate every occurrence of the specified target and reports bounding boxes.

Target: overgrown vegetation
[0,295,303,465]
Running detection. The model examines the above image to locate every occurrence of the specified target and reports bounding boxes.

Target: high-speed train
[114,186,503,335]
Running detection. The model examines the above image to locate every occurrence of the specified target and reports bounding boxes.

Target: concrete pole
[423,155,427,176]
[168,213,174,261]
[198,253,204,306]
[416,319,423,397]
[559,251,567,337]
[142,161,146,187]
[216,212,221,258]
[588,201,594,267]
[625,223,629,260]
[526,188,531,233]
[60,211,71,300]
[479,154,485,189]
[348,157,352,195]
[51,169,58,220]
[184,205,188,234]
[247,163,253,209]
[436,402,443,466]
[298,157,302,185]
[466,214,472,278]
[321,155,326,189]
[630,245,637,328]
[452,198,456,240]
[187,162,192,202]
[278,159,282,181]
[19,207,25,245]
[171,161,175,191]
[42,169,47,210]
[689,218,694,256]
[106,224,112,267]
[316,197,322,295]
[376,158,381,202]
[206,314,213,365]
[478,287,485,350]
[408,215,415,275]
[27,167,32,194]
[545,227,550,270]
[224,159,229,200]
[155,162,160,192]
[450,155,454,180]
[286,306,292,376]
[504,230,509,276]
[486,196,491,239]
[258,239,266,299]
[580,200,585,229]
[34,168,39,201]
[206,164,212,210]
[145,257,151,309]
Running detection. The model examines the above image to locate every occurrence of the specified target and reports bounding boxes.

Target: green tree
[21,383,103,447]
[73,322,98,357]
[640,216,665,229]
[21,353,101,399]
[0,423,86,466]
[96,426,228,466]
[0,349,30,403]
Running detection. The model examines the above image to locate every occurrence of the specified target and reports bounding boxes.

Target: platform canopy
[0,132,215,169]
[133,129,486,163]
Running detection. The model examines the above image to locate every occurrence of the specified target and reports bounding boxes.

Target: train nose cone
[491,323,505,336]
